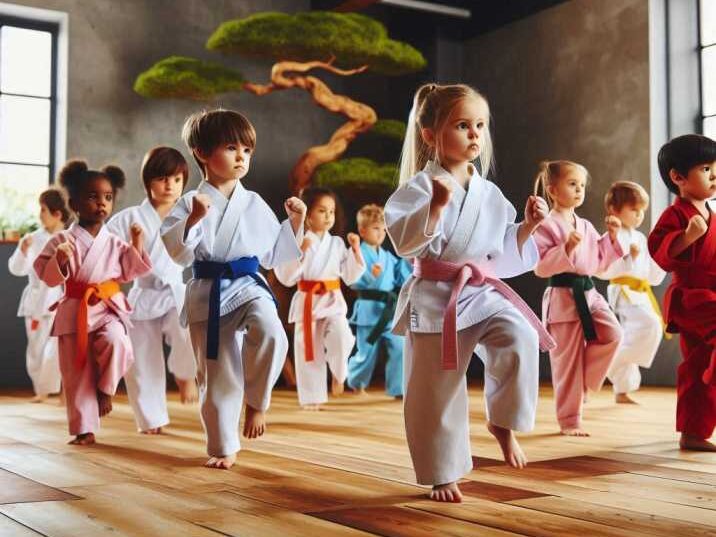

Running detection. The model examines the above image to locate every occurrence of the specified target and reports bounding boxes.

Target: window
[0,15,58,234]
[701,0,716,138]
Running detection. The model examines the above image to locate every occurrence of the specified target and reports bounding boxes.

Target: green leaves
[133,56,245,100]
[314,158,398,190]
[207,12,426,75]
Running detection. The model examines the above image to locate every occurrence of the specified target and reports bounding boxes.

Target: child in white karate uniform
[161,109,305,469]
[108,147,198,433]
[385,83,553,502]
[8,188,70,402]
[597,180,666,403]
[274,187,365,409]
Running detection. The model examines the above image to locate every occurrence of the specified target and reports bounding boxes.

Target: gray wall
[457,0,679,385]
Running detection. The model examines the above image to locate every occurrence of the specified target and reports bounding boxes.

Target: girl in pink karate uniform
[532,160,624,437]
[34,160,151,445]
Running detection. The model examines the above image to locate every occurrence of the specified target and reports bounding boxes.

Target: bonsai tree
[134,11,425,194]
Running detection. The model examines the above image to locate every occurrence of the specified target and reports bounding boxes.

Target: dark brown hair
[141,146,189,197]
[39,187,71,224]
[182,109,256,176]
[301,186,344,237]
[58,159,126,200]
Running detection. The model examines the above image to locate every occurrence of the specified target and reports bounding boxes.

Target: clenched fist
[20,234,33,255]
[130,223,144,252]
[685,214,708,243]
[525,195,548,228]
[565,231,582,257]
[190,193,211,221]
[629,243,640,260]
[284,196,307,232]
[605,215,621,242]
[55,238,75,268]
[347,232,361,251]
[429,176,453,211]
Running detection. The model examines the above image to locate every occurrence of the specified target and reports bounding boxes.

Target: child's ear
[669,168,685,188]
[193,148,208,164]
[421,127,436,148]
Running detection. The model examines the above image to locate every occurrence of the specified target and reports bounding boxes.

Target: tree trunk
[243,57,377,195]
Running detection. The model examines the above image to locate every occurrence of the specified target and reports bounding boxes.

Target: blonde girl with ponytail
[384,83,554,502]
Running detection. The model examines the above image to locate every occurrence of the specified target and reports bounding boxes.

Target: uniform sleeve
[340,239,366,286]
[7,239,30,277]
[273,251,305,287]
[351,249,377,291]
[33,234,68,288]
[385,173,442,258]
[106,212,127,241]
[595,226,625,273]
[648,207,692,272]
[118,239,152,283]
[533,223,576,278]
[261,218,303,270]
[160,195,201,267]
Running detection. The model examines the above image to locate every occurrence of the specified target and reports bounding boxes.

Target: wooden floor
[0,384,715,536]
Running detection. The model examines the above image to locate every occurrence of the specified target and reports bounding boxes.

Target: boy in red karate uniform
[648,134,716,451]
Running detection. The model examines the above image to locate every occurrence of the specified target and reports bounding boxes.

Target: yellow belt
[610,276,671,339]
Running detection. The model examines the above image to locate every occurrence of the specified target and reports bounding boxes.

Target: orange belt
[297,279,340,361]
[65,279,121,368]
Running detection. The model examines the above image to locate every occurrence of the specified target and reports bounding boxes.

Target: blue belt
[192,256,277,359]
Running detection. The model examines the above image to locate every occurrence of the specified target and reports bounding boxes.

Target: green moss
[314,158,398,190]
[369,119,406,141]
[207,12,426,75]
[134,56,245,100]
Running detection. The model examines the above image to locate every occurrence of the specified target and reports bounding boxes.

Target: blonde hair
[398,83,494,185]
[604,180,649,212]
[356,204,384,228]
[533,160,590,208]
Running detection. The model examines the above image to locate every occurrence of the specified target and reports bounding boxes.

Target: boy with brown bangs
[161,109,306,468]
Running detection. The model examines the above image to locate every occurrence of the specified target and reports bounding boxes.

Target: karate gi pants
[125,308,196,431]
[189,297,286,457]
[347,325,404,396]
[403,307,539,486]
[24,316,61,397]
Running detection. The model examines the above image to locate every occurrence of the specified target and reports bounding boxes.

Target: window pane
[0,95,50,165]
[705,115,716,140]
[0,164,48,231]
[0,26,52,97]
[703,45,716,117]
[702,0,716,46]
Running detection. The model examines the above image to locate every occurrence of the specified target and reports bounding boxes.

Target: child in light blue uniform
[347,204,412,397]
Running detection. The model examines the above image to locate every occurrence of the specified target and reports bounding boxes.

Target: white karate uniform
[161,181,302,457]
[108,200,196,431]
[385,161,540,486]
[274,230,365,405]
[596,228,666,393]
[8,228,63,396]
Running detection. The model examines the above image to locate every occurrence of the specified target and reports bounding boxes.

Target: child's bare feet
[561,427,590,437]
[205,453,236,469]
[487,422,528,468]
[301,404,323,411]
[680,433,716,451]
[97,391,112,417]
[141,427,162,435]
[352,387,368,396]
[176,377,198,404]
[243,404,266,439]
[30,394,47,403]
[430,482,463,502]
[68,432,95,445]
[57,389,66,407]
[331,375,345,396]
[615,392,638,404]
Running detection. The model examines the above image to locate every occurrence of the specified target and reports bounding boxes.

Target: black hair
[657,134,716,195]
[58,159,126,199]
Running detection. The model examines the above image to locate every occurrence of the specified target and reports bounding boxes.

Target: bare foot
[680,433,716,451]
[243,404,266,439]
[430,482,463,502]
[141,427,162,435]
[561,427,590,437]
[204,453,237,469]
[615,393,638,404]
[30,394,47,403]
[487,422,528,468]
[331,375,345,396]
[176,377,198,404]
[97,391,112,417]
[57,389,66,407]
[301,404,323,411]
[352,387,368,396]
[68,432,95,445]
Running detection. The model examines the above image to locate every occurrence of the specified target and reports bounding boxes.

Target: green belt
[357,289,398,344]
[548,273,597,341]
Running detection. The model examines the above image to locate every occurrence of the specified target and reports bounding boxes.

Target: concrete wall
[459,0,679,385]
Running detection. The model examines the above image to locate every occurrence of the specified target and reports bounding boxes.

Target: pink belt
[413,257,556,370]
